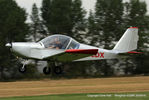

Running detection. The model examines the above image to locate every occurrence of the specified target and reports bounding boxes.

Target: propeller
[5,32,14,58]
[5,35,13,49]
[6,31,15,47]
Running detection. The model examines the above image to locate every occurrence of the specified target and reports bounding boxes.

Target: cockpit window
[40,35,80,50]
[40,35,70,49]
[67,40,80,49]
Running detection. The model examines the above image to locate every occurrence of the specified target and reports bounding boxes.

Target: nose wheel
[18,64,26,73]
[18,59,28,73]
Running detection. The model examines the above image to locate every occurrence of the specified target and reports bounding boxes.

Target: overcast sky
[15,0,96,22]
[15,0,149,22]
[15,0,96,13]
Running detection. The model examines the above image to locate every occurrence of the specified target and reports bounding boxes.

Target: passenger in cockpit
[48,37,62,49]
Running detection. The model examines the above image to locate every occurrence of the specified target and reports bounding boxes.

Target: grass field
[0,76,149,99]
[0,92,149,100]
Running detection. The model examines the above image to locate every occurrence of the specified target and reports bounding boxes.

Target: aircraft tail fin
[113,27,139,53]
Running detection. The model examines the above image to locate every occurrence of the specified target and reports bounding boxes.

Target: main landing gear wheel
[54,66,63,74]
[43,67,51,75]
[18,65,26,73]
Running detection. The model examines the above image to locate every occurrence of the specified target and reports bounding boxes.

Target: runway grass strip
[0,92,149,100]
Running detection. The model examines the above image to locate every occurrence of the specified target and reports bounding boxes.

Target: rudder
[113,27,139,53]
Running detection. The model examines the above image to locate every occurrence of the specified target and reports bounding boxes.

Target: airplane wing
[43,49,98,62]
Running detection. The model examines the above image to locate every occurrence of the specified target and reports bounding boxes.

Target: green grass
[0,92,149,100]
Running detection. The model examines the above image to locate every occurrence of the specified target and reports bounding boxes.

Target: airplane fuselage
[8,42,119,62]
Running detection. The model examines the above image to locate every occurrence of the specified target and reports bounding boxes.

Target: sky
[15,0,96,13]
[15,0,96,22]
[15,0,149,22]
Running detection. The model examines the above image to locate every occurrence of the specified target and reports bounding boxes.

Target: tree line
[0,0,148,80]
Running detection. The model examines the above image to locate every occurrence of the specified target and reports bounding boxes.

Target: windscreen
[40,35,70,49]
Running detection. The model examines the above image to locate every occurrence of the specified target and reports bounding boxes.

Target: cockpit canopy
[40,35,80,49]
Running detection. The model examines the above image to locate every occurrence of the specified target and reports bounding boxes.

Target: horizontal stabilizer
[127,51,142,54]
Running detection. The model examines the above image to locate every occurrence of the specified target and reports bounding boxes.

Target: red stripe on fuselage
[128,27,138,29]
[65,49,98,55]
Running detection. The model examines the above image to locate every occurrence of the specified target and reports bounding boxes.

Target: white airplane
[6,27,141,75]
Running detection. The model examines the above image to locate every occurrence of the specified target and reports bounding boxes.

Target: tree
[70,0,86,42]
[86,0,124,76]
[0,0,28,42]
[125,0,148,51]
[41,0,86,40]
[41,0,52,33]
[41,0,72,34]
[0,0,28,80]
[94,0,124,48]
[124,0,149,75]
[29,3,47,42]
[86,11,98,46]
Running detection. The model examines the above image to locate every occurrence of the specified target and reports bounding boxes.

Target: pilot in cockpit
[48,37,62,49]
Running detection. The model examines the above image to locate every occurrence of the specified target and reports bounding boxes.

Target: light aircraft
[6,27,141,75]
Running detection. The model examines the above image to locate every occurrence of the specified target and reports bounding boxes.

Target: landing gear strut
[18,60,27,73]
[19,63,26,73]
